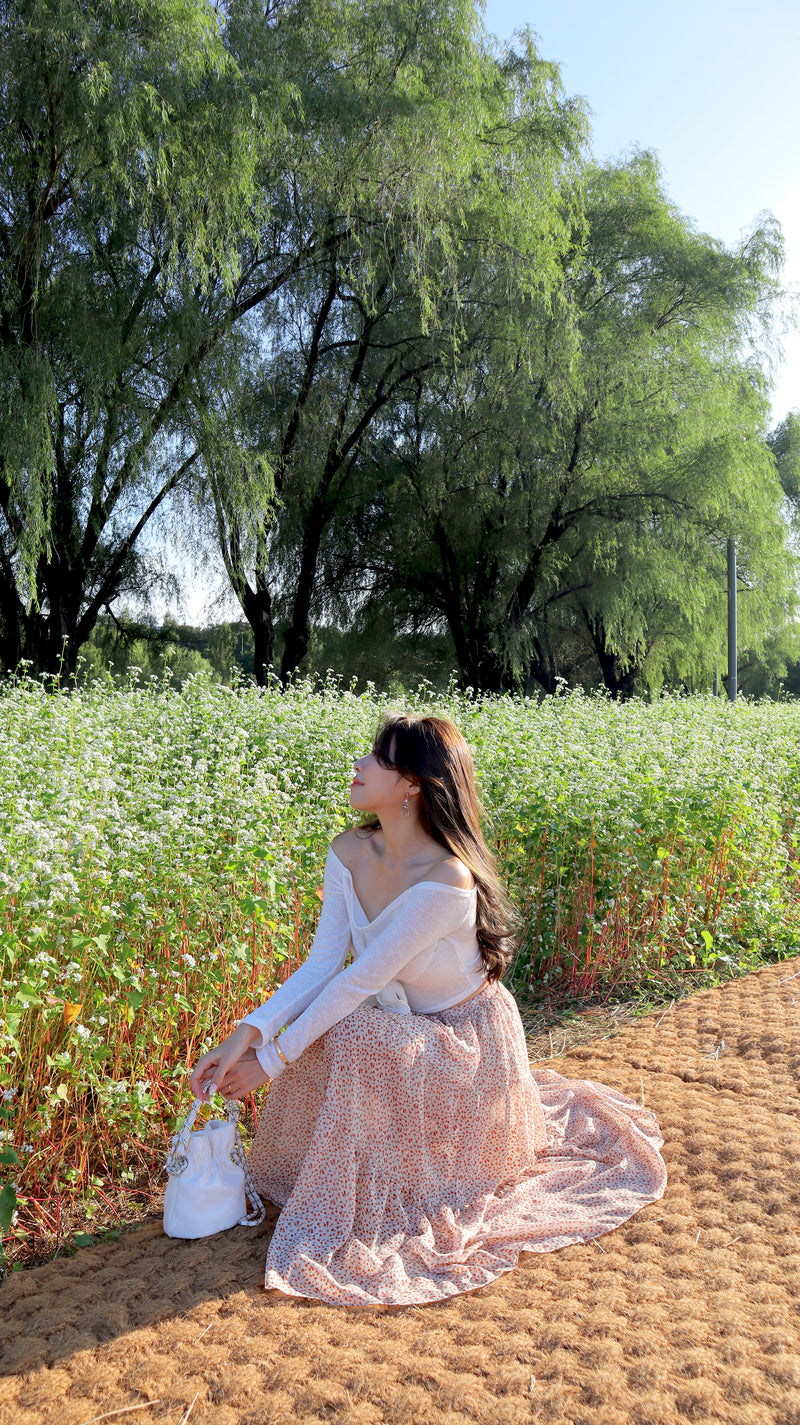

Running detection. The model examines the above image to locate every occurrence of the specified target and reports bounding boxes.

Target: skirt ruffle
[247,981,666,1306]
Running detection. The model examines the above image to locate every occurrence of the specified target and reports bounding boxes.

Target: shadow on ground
[2,961,800,1425]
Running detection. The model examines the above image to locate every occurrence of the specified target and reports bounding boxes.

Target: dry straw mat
[2,958,800,1425]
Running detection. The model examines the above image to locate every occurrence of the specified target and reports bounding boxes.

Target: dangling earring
[401,792,411,819]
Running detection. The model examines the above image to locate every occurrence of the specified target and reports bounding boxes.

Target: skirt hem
[247,981,667,1307]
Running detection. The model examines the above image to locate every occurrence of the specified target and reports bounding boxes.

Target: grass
[2,669,800,1271]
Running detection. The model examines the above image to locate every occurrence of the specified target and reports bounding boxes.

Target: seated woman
[189,713,666,1307]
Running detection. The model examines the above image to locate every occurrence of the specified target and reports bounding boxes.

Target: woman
[189,713,666,1306]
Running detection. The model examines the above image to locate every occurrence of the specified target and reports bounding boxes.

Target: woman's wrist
[231,1022,262,1050]
[255,1036,289,1081]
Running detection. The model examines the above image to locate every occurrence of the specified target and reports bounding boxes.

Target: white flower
[74,1024,91,1041]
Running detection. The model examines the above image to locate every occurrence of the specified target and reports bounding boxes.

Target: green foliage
[206,9,588,684]
[769,411,800,508]
[303,621,456,693]
[77,615,255,686]
[341,150,794,696]
[1,0,793,701]
[2,676,800,1261]
[0,0,285,672]
[78,616,217,687]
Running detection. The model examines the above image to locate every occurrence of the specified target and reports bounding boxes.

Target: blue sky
[482,0,800,424]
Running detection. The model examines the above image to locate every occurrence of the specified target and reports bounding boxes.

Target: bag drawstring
[165,1097,266,1227]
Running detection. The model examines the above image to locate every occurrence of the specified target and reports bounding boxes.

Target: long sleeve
[255,883,474,1080]
[239,848,352,1048]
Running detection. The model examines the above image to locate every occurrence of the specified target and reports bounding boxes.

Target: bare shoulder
[330,827,365,870]
[424,855,476,891]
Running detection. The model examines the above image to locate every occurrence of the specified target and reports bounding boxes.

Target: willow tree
[203,19,588,682]
[0,0,297,673]
[341,152,793,695]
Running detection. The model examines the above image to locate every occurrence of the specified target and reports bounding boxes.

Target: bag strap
[165,1096,266,1228]
[226,1099,267,1227]
[165,1098,203,1175]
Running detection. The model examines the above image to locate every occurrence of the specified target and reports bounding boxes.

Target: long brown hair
[357,713,520,982]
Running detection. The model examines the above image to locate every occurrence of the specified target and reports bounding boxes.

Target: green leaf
[0,1146,21,1167]
[15,984,42,1006]
[0,1184,17,1233]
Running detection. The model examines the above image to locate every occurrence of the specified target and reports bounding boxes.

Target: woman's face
[350,740,414,815]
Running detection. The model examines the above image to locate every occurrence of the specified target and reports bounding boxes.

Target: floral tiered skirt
[247,981,666,1306]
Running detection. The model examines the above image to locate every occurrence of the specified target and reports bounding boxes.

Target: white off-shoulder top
[240,846,486,1081]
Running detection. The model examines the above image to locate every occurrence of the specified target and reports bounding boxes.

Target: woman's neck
[375,817,440,868]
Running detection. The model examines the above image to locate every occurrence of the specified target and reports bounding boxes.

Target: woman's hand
[188,1023,261,1102]
[216,1047,270,1100]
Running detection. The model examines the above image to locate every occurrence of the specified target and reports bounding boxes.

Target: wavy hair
[356,713,520,982]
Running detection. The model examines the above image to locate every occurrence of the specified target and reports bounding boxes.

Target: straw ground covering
[4,677,800,1264]
[2,956,800,1425]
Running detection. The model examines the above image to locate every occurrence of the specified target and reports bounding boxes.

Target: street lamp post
[727,537,737,702]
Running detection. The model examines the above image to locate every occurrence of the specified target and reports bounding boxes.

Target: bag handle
[165,1097,266,1227]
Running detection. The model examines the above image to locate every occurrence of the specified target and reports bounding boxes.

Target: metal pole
[727,538,737,702]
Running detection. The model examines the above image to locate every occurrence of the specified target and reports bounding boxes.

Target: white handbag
[163,1097,265,1239]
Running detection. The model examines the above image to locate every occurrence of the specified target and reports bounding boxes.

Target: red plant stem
[27,1196,59,1234]
[531,814,549,973]
[585,830,596,972]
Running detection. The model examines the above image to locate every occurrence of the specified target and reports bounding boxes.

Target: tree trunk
[240,578,275,687]
[27,596,83,679]
[0,572,24,672]
[585,613,639,699]
[1,541,87,678]
[527,638,559,695]
[279,498,327,684]
[472,650,511,694]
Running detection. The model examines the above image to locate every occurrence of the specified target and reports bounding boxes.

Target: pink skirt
[247,981,666,1306]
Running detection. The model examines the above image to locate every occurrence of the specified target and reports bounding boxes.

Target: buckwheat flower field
[2,672,799,1265]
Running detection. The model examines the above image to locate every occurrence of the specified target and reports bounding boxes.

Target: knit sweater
[240,847,485,1081]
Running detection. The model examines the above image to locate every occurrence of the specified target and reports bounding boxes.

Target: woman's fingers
[215,1062,242,1096]
[188,1057,214,1100]
[187,1026,262,1101]
[192,1047,244,1100]
[187,1050,269,1102]
[189,1050,228,1101]
[220,1056,271,1100]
